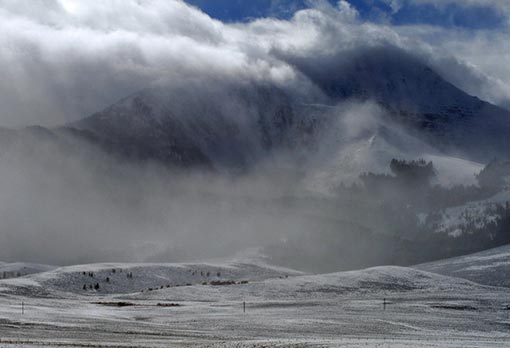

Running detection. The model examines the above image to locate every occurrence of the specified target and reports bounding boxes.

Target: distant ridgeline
[267,159,510,273]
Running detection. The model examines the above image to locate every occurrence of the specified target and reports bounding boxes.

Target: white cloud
[395,25,510,108]
[0,0,508,127]
[0,0,261,126]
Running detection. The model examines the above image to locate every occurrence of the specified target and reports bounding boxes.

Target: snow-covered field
[0,253,509,347]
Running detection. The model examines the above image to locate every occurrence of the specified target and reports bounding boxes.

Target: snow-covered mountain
[0,47,504,194]
[68,82,327,170]
[1,46,510,268]
[58,46,510,178]
[288,46,510,162]
[0,46,503,182]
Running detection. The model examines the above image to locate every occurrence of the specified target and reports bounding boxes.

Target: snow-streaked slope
[304,114,483,194]
[305,128,427,192]
[421,187,510,237]
[0,263,55,278]
[416,244,510,287]
[0,257,302,297]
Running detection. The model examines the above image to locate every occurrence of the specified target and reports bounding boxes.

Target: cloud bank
[0,0,508,127]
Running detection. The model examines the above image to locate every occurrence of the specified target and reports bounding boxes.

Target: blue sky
[184,0,507,30]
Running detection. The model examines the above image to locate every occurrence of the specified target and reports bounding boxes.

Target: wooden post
[243,301,246,313]
[21,301,24,315]
[383,298,386,311]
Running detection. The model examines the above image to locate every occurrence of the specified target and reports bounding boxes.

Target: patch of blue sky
[184,0,506,30]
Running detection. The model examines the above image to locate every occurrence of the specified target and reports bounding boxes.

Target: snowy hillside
[304,116,483,193]
[420,187,510,237]
[127,265,491,303]
[1,260,508,347]
[0,258,302,297]
[416,244,510,287]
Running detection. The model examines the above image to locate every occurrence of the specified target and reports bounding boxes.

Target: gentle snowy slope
[0,258,302,297]
[127,265,491,303]
[416,244,510,287]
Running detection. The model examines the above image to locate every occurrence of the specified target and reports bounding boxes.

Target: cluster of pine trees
[81,268,134,291]
[268,158,510,272]
[357,158,510,263]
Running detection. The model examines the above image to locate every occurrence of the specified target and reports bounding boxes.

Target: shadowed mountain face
[286,46,510,161]
[67,81,329,170]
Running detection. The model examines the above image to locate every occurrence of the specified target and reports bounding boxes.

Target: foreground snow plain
[0,252,509,348]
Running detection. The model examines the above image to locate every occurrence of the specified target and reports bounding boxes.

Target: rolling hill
[0,255,302,297]
[416,244,510,288]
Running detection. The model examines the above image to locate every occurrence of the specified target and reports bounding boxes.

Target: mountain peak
[288,46,481,114]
